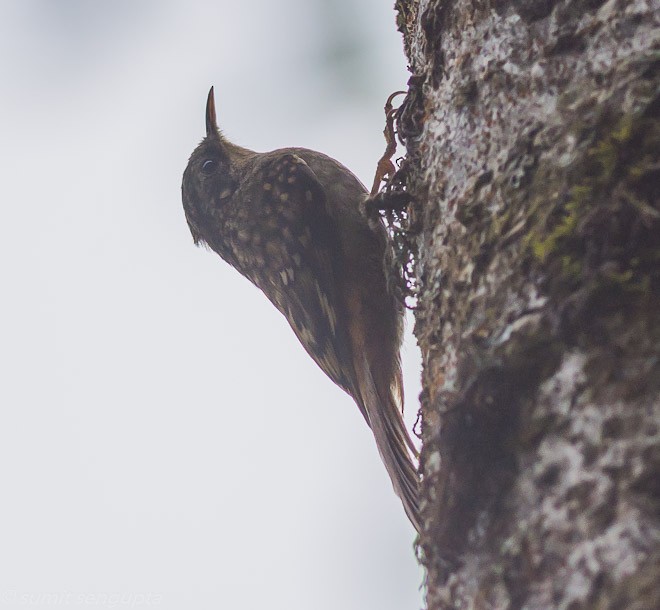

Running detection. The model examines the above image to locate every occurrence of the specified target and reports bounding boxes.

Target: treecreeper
[181,87,420,531]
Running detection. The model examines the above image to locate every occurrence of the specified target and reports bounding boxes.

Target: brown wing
[240,153,362,409]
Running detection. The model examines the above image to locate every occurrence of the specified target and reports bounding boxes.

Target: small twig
[370,91,406,195]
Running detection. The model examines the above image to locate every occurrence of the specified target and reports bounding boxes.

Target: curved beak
[205,86,218,137]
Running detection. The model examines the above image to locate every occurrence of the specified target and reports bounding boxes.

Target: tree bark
[392,1,660,608]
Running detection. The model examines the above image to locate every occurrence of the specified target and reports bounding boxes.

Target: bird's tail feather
[356,352,421,532]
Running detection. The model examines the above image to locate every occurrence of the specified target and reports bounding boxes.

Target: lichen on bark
[392,0,660,607]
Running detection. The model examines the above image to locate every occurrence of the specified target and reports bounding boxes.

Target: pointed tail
[355,352,421,532]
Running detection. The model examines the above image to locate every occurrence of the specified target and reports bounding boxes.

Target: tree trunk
[392,1,660,608]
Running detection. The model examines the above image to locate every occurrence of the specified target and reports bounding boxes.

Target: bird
[181,87,420,531]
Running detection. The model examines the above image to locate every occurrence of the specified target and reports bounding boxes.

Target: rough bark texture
[391,0,660,608]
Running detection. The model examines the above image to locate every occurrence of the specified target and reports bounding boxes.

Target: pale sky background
[0,2,424,609]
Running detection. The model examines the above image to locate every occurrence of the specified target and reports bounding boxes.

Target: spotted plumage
[181,87,420,531]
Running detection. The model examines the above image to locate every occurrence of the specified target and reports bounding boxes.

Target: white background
[0,1,424,609]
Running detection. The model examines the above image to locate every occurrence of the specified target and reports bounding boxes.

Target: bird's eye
[201,159,218,174]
